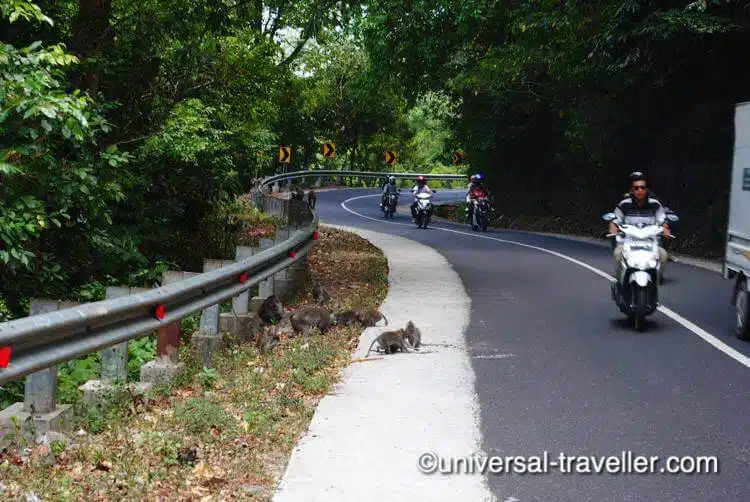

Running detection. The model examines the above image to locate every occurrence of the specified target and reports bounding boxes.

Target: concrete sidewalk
[272,225,496,502]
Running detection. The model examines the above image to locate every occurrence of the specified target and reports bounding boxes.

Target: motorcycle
[661,206,679,263]
[602,211,679,331]
[471,194,490,232]
[414,191,436,229]
[382,190,400,219]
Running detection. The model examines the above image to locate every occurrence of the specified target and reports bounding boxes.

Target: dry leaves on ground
[0,224,388,502]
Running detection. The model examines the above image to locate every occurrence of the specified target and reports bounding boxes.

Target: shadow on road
[609,317,668,333]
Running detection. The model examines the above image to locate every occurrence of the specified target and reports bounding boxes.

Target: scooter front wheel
[633,286,648,332]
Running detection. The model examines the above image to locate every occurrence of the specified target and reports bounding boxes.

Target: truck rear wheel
[736,277,750,341]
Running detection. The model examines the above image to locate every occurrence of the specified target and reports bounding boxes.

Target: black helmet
[629,171,646,183]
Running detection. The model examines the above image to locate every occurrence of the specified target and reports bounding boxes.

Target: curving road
[315,187,749,501]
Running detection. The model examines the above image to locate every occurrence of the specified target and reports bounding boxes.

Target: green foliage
[173,397,237,436]
[196,367,219,390]
[360,0,750,256]
[128,336,157,381]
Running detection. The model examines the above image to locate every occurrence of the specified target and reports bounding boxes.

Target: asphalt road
[315,188,749,501]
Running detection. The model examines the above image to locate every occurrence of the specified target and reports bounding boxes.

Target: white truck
[725,101,750,340]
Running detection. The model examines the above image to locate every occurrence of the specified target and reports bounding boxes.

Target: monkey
[403,320,421,349]
[364,329,411,358]
[333,309,388,327]
[333,309,361,326]
[290,306,336,338]
[307,189,317,209]
[358,309,388,327]
[290,186,304,201]
[258,295,284,325]
[311,283,330,304]
[255,326,280,354]
[274,312,295,337]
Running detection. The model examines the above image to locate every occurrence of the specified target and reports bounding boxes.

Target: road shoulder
[272,224,496,502]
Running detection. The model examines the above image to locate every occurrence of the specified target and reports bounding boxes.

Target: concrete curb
[272,225,496,502]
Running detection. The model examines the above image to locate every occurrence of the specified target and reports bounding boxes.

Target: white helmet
[388,176,396,183]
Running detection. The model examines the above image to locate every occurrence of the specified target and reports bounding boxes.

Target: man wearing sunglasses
[609,171,670,279]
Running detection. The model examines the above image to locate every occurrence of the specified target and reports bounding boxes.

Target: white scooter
[414,191,436,229]
[602,212,679,331]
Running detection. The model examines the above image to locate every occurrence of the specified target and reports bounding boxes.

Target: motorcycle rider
[620,183,675,261]
[464,175,477,221]
[380,175,399,211]
[466,173,489,223]
[609,171,670,281]
[410,175,433,221]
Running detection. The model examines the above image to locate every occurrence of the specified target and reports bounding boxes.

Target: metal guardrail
[0,169,466,387]
[259,169,466,188]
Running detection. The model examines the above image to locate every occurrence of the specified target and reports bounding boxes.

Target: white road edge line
[340,193,750,370]
[273,224,496,502]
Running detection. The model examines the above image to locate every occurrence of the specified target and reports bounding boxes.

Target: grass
[0,225,389,501]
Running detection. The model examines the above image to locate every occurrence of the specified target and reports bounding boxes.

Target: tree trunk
[70,0,114,95]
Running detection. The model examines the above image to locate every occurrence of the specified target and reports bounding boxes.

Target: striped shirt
[613,196,666,226]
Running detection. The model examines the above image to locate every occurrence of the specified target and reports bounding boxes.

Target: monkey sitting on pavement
[364,329,411,357]
[403,320,421,349]
[308,189,316,209]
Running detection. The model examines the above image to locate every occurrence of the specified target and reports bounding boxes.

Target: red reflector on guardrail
[289,249,296,258]
[313,231,319,240]
[0,346,11,368]
[154,304,166,320]
[239,272,249,284]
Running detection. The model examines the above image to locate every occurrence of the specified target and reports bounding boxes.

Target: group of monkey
[290,186,316,209]
[253,283,422,358]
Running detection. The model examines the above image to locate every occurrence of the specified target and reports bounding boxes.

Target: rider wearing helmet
[466,172,488,222]
[381,175,399,211]
[610,171,670,280]
[410,175,432,220]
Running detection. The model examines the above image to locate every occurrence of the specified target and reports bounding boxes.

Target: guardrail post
[315,177,322,187]
[289,199,307,228]
[139,271,194,385]
[78,287,155,405]
[0,299,80,444]
[218,246,262,343]
[250,237,277,312]
[193,259,234,367]
[272,228,297,302]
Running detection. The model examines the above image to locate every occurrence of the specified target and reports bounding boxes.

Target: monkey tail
[364,338,379,358]
[382,313,388,325]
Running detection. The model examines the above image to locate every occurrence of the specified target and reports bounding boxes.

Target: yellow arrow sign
[385,151,397,166]
[279,146,291,163]
[322,142,335,158]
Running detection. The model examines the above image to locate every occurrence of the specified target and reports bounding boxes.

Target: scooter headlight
[647,258,658,269]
